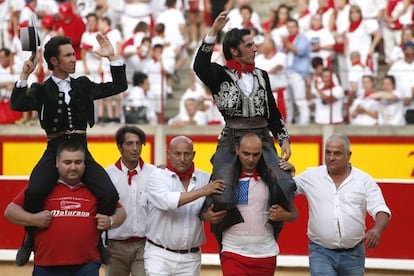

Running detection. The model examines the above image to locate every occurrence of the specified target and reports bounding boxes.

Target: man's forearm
[4,203,36,227]
[374,211,390,233]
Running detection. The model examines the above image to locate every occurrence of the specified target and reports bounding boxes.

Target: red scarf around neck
[317,6,330,15]
[349,19,362,32]
[115,157,144,171]
[226,60,255,79]
[240,171,259,181]
[322,81,335,90]
[166,161,195,180]
[351,59,363,67]
[299,10,311,19]
[363,90,376,98]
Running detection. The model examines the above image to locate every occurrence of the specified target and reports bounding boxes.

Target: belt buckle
[65,130,74,135]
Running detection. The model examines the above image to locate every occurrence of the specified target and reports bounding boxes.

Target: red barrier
[1,177,413,260]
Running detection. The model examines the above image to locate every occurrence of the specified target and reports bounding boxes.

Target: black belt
[331,241,363,252]
[147,239,200,254]
[110,237,146,243]
[47,130,87,140]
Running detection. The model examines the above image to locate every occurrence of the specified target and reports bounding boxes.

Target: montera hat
[20,26,40,52]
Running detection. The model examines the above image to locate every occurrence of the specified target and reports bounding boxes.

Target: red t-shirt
[54,16,86,60]
[13,183,100,266]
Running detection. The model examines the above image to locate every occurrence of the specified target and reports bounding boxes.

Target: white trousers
[144,241,201,276]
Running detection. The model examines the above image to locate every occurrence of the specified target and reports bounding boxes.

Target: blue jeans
[308,241,365,276]
[33,260,101,276]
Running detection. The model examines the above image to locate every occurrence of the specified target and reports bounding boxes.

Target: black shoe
[98,239,110,265]
[16,234,34,266]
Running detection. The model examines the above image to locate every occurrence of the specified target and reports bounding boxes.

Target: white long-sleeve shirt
[146,168,210,250]
[295,165,391,249]
[106,159,157,239]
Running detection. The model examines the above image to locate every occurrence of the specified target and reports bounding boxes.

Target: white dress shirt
[106,160,157,239]
[146,168,210,250]
[295,165,391,249]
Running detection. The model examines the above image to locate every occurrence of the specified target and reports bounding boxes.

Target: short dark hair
[223,28,251,61]
[239,4,253,14]
[0,47,11,57]
[133,71,148,86]
[56,141,85,159]
[362,75,375,84]
[115,125,147,146]
[86,12,98,20]
[155,23,165,34]
[287,18,299,27]
[311,57,323,69]
[384,75,396,88]
[165,0,176,7]
[100,16,111,26]
[44,36,72,70]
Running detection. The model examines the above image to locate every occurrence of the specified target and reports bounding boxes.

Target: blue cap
[403,41,414,50]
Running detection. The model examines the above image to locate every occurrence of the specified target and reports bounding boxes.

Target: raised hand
[94,33,115,61]
[208,11,229,37]
[20,53,36,80]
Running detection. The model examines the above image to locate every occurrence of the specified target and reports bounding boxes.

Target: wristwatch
[109,216,114,229]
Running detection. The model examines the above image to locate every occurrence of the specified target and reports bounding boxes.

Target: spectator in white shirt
[168,97,208,127]
[349,75,379,126]
[280,133,391,276]
[388,26,414,68]
[305,13,335,68]
[387,40,414,123]
[369,75,405,125]
[144,136,225,276]
[311,68,344,125]
[123,72,157,125]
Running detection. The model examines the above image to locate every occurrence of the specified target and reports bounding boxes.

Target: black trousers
[23,134,119,216]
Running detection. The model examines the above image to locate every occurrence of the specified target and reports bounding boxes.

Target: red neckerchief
[226,60,255,79]
[115,157,144,171]
[242,21,254,28]
[363,90,376,98]
[240,171,259,181]
[102,28,112,37]
[349,19,362,32]
[115,157,144,185]
[25,3,35,12]
[277,21,287,27]
[322,81,335,90]
[317,6,330,15]
[166,161,195,180]
[265,49,277,59]
[351,60,363,67]
[287,34,297,43]
[299,10,311,19]
[89,28,98,33]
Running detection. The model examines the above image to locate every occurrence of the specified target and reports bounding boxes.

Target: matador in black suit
[10,34,128,266]
[193,11,296,244]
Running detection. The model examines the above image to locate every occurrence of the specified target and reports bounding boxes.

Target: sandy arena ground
[1,262,413,276]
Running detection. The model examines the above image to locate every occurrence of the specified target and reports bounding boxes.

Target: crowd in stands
[1,0,414,126]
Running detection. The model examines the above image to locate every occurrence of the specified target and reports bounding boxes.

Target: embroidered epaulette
[201,43,214,53]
